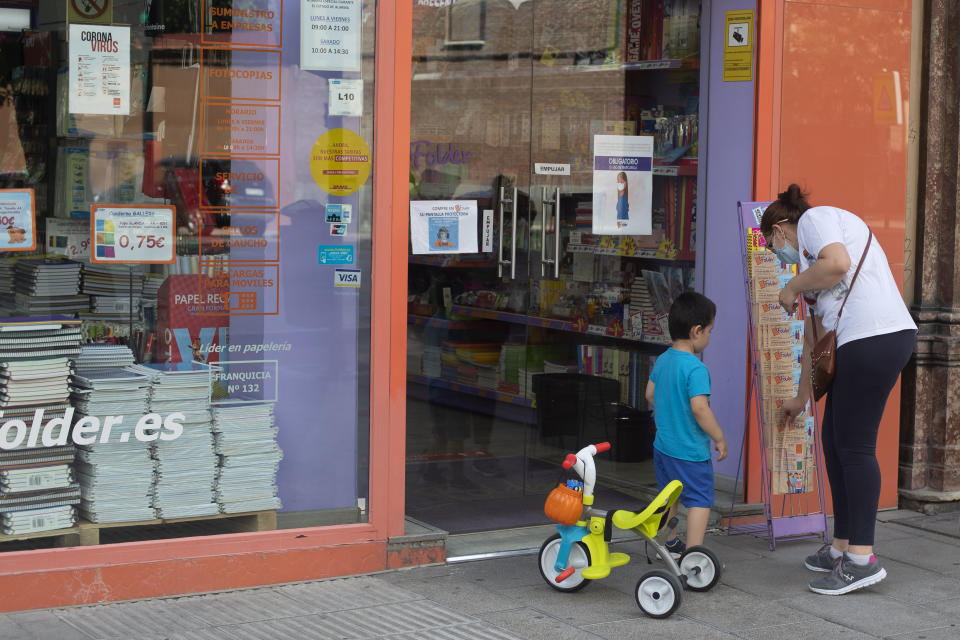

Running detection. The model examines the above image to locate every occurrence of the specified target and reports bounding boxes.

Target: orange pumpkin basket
[544,482,583,525]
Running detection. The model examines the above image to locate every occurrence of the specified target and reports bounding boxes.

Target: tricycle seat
[611,480,683,538]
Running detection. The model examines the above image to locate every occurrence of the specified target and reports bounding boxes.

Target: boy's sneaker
[809,553,887,595]
[665,537,686,558]
[804,543,840,572]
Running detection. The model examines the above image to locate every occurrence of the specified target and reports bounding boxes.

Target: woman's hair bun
[778,183,811,210]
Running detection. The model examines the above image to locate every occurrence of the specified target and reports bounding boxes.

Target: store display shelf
[408,314,496,330]
[407,373,534,407]
[415,57,700,83]
[448,304,672,346]
[0,510,277,547]
[409,255,496,268]
[623,58,700,71]
[566,243,695,262]
[553,58,700,75]
[652,161,697,177]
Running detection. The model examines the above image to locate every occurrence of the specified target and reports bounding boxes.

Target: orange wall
[754,0,912,509]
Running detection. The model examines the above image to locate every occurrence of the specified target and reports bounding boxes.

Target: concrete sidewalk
[3,510,960,640]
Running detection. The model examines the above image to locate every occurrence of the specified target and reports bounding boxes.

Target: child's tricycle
[537,442,722,618]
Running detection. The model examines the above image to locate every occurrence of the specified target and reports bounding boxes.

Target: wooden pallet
[0,510,277,548]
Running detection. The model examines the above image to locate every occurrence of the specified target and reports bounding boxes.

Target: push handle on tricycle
[563,442,610,505]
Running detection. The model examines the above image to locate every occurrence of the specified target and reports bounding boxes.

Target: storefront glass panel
[407,0,701,533]
[0,0,374,550]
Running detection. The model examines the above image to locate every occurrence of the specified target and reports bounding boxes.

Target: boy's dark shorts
[653,448,715,509]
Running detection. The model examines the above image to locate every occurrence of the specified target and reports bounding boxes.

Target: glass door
[521,0,702,506]
[405,2,539,532]
[406,0,703,533]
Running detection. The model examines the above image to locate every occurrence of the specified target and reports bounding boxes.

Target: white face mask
[617,182,625,192]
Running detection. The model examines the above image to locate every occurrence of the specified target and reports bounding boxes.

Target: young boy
[645,291,727,556]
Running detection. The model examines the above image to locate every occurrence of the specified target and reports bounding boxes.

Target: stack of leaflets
[71,368,155,523]
[212,404,282,513]
[81,264,144,321]
[8,258,87,316]
[74,344,135,371]
[129,363,220,519]
[0,317,83,533]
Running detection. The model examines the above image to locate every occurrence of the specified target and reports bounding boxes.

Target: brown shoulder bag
[809,230,872,401]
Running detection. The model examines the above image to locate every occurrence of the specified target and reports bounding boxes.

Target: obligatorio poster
[592,135,653,236]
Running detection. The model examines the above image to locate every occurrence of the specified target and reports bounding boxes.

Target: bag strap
[809,229,873,340]
[834,229,872,329]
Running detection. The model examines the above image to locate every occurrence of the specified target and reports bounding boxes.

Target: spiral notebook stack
[8,259,87,316]
[72,368,156,523]
[128,363,219,519]
[212,404,282,514]
[1,504,76,535]
[0,317,82,534]
[81,263,145,321]
[74,344,136,371]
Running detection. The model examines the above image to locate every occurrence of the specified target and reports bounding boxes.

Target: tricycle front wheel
[538,533,591,592]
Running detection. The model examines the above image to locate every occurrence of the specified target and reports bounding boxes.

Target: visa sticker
[334,268,361,288]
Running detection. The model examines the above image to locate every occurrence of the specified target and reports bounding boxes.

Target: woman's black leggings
[821,329,915,546]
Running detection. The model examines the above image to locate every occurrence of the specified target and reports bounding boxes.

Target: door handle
[498,186,517,279]
[553,186,560,279]
[540,186,549,277]
[497,186,506,278]
[540,187,560,278]
[509,186,517,280]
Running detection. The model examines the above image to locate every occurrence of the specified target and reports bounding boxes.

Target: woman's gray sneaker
[809,553,887,595]
[804,543,838,572]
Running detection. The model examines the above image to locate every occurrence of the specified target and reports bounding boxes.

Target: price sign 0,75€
[90,205,176,264]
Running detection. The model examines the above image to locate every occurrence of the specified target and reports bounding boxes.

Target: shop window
[0,2,375,551]
[445,1,486,48]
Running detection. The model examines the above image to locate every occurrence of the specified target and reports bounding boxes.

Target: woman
[615,171,629,228]
[761,184,916,595]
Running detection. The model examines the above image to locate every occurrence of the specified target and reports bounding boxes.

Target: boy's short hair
[668,291,716,340]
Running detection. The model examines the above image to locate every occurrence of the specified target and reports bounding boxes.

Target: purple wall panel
[228,1,362,512]
[701,0,756,480]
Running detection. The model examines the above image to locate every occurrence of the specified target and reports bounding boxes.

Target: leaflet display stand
[727,200,828,550]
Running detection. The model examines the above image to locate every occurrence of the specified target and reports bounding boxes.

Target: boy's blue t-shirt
[651,348,712,461]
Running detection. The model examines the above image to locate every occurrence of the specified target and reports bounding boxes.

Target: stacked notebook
[81,264,144,321]
[7,259,87,316]
[141,273,164,308]
[2,504,76,535]
[0,259,14,309]
[129,363,220,519]
[0,317,83,534]
[73,344,136,371]
[72,368,156,523]
[212,404,282,513]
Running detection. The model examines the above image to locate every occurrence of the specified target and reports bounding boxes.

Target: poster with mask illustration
[410,200,478,254]
[592,135,653,236]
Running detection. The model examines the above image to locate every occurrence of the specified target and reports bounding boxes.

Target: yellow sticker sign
[723,10,754,82]
[68,0,113,25]
[309,129,372,196]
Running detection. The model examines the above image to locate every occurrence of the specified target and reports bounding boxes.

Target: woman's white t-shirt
[797,206,916,347]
